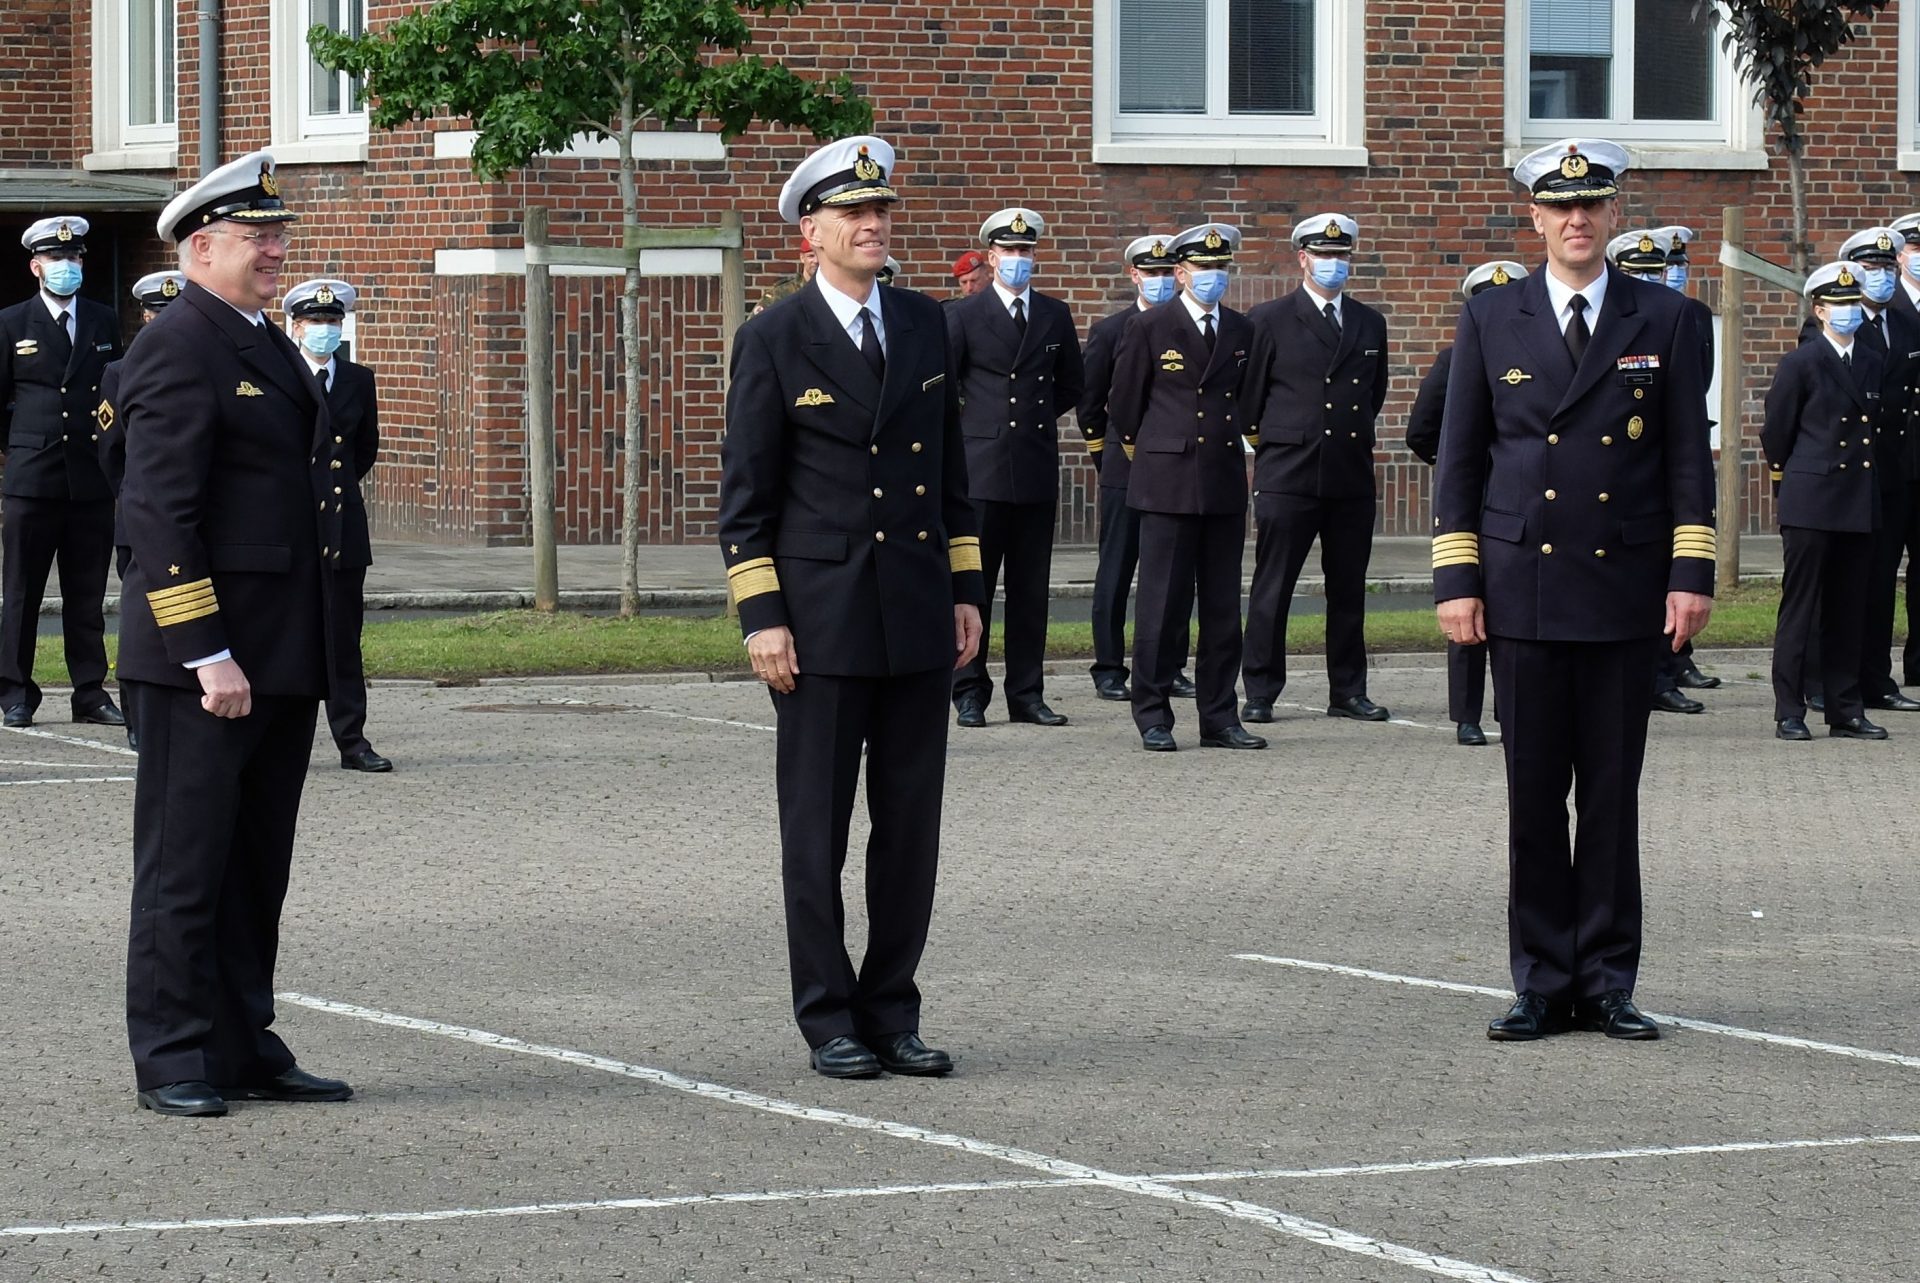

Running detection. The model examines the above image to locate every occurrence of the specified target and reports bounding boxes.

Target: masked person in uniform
[1109,222,1263,752]
[1888,213,1920,690]
[1435,139,1715,1043]
[947,207,1083,728]
[285,278,392,771]
[1406,260,1528,746]
[0,216,125,730]
[117,151,354,1116]
[1077,233,1193,702]
[718,135,985,1079]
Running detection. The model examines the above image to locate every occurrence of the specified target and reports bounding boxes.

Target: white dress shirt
[304,354,334,392]
[1542,265,1609,341]
[1824,330,1856,361]
[814,272,886,355]
[1180,290,1219,331]
[992,279,1034,322]
[38,290,74,333]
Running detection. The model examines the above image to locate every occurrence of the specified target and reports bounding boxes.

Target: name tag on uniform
[235,381,265,397]
[1617,355,1661,370]
[1045,343,1060,353]
[95,342,113,352]
[1868,390,1881,400]
[921,373,944,391]
[1363,348,1380,356]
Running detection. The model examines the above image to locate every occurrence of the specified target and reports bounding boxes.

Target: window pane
[1229,0,1314,115]
[1529,0,1610,119]
[127,0,156,126]
[158,0,175,125]
[1118,0,1206,114]
[309,0,343,115]
[1633,0,1712,120]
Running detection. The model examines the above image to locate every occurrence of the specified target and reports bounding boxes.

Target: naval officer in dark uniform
[0,215,125,729]
[947,206,1082,728]
[1889,214,1920,690]
[718,135,985,1079]
[1406,260,1528,746]
[1435,139,1715,1043]
[116,151,354,1116]
[1241,214,1393,725]
[1767,262,1890,741]
[1110,222,1263,752]
[1077,232,1190,701]
[99,271,187,583]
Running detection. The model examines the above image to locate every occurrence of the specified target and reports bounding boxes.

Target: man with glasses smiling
[113,150,354,1117]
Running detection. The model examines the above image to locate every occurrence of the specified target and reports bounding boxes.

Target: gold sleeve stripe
[725,556,774,580]
[949,535,981,548]
[151,590,219,626]
[1087,438,1105,453]
[1432,534,1480,552]
[1244,432,1261,447]
[1769,468,1784,481]
[1122,443,1135,460]
[950,541,983,574]
[1673,525,1717,561]
[728,564,780,603]
[147,578,215,607]
[1432,553,1480,569]
[1673,524,1715,539]
[1433,532,1480,569]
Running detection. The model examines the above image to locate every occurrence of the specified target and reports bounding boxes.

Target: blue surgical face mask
[1663,264,1689,292]
[1138,273,1176,305]
[301,323,343,356]
[1187,269,1228,306]
[995,254,1033,290]
[39,259,82,297]
[1308,255,1350,292]
[1905,254,1920,283]
[1859,265,1897,305]
[1827,304,1865,337]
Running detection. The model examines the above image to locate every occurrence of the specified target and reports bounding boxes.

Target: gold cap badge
[1150,240,1167,258]
[1324,219,1341,239]
[1010,213,1028,235]
[1879,232,1895,252]
[1203,229,1223,250]
[315,285,335,305]
[1838,267,1856,287]
[1637,235,1654,253]
[55,221,73,242]
[161,277,179,297]
[1560,153,1589,180]
[259,165,280,198]
[853,147,881,182]
[1491,265,1510,286]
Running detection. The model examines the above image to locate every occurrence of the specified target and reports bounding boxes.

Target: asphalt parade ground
[2,652,1916,1282]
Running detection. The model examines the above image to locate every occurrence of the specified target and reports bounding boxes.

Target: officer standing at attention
[1240,214,1392,726]
[0,216,125,730]
[1886,213,1920,690]
[718,135,985,1079]
[285,278,393,771]
[1765,262,1889,741]
[947,206,1083,728]
[1077,232,1191,702]
[1109,222,1264,752]
[1405,260,1528,746]
[116,151,354,1116]
[1435,139,1715,1043]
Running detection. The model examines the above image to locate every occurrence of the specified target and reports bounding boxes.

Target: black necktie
[1324,301,1341,334]
[860,307,885,378]
[1864,314,1889,353]
[1565,294,1590,366]
[1201,313,1216,351]
[1011,297,1027,335]
[315,365,330,395]
[53,310,72,355]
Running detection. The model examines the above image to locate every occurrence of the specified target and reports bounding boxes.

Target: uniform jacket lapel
[62,304,95,382]
[874,286,918,429]
[1294,287,1338,356]
[1826,342,1872,414]
[797,278,878,415]
[28,302,69,365]
[186,283,315,412]
[1512,267,1576,395]
[1329,296,1361,368]
[1556,266,1644,421]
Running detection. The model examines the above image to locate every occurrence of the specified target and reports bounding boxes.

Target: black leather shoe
[340,748,393,773]
[1775,716,1812,741]
[226,1066,354,1102]
[1574,990,1660,1040]
[1093,681,1130,701]
[126,727,139,752]
[1201,725,1267,750]
[1141,726,1177,752]
[1456,722,1487,746]
[1009,702,1068,727]
[75,700,126,726]
[1170,672,1197,698]
[1830,716,1889,740]
[1242,699,1274,723]
[809,1035,882,1079]
[1651,689,1704,714]
[869,1031,954,1077]
[2,705,30,728]
[1327,695,1389,722]
[1807,694,1827,713]
[137,1081,228,1117]
[1869,691,1920,712]
[1487,993,1568,1041]
[1675,664,1722,690]
[954,696,986,728]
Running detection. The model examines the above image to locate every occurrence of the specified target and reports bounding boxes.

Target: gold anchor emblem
[315,285,335,305]
[1628,416,1645,440]
[1838,267,1856,287]
[1203,230,1223,250]
[161,277,179,297]
[1500,368,1533,385]
[1491,265,1510,286]
[56,221,73,242]
[1560,153,1589,180]
[1324,219,1341,239]
[852,146,881,182]
[1150,240,1167,258]
[1879,232,1895,252]
[259,166,280,197]
[1010,214,1028,235]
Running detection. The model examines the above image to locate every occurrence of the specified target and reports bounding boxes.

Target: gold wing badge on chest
[235,381,265,397]
[1160,347,1185,372]
[794,387,835,407]
[1500,368,1532,385]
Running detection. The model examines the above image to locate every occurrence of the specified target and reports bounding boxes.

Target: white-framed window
[1092,0,1367,167]
[1505,0,1765,168]
[269,0,370,163]
[86,0,179,168]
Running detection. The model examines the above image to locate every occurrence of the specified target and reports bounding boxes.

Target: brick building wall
[7,1,1917,546]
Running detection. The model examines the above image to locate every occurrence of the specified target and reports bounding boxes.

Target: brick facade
[5,1,1915,545]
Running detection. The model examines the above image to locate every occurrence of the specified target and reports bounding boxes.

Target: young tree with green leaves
[312,0,871,615]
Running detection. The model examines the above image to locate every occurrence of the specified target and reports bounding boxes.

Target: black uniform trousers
[772,666,949,1049]
[1089,484,1189,686]
[1132,512,1243,736]
[326,566,371,754]
[124,681,315,1090]
[1489,636,1657,1002]
[1242,495,1373,704]
[952,499,1051,711]
[1773,527,1872,723]
[1652,641,1697,695]
[1901,481,1920,688]
[1447,640,1488,725]
[0,496,114,715]
[1860,480,1913,701]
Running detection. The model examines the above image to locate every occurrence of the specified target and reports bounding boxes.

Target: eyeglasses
[210,226,295,249]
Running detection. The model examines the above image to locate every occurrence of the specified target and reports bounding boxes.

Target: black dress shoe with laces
[1093,681,1130,701]
[76,700,126,726]
[1170,672,1197,698]
[1241,699,1274,723]
[1201,725,1267,750]
[1140,726,1177,752]
[809,1036,882,1079]
[954,696,987,728]
[1327,695,1389,722]
[1487,992,1569,1041]
[1869,691,1920,712]
[1830,716,1889,740]
[2,705,30,728]
[1009,702,1068,727]
[1574,990,1660,1040]
[1775,716,1812,741]
[1675,664,1721,690]
[1651,688,1704,714]
[340,748,393,773]
[137,1081,228,1117]
[868,1032,954,1076]
[226,1066,355,1102]
[1456,722,1487,746]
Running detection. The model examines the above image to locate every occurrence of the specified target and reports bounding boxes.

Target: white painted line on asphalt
[635,707,777,733]
[0,775,134,787]
[1273,701,1500,741]
[1234,955,1920,1071]
[0,758,116,769]
[279,992,1538,1283]
[0,724,138,757]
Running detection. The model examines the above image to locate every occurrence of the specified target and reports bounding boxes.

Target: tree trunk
[1787,141,1809,280]
[618,76,645,619]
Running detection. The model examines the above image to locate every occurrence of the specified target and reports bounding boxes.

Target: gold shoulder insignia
[236,381,265,397]
[1500,368,1532,385]
[794,387,835,408]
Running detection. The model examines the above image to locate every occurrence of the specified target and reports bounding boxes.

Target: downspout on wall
[197,0,219,171]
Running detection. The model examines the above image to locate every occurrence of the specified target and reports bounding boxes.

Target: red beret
[951,250,986,278]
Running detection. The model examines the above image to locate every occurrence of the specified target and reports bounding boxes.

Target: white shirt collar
[992,279,1033,313]
[1304,284,1343,320]
[39,291,72,323]
[1824,330,1856,360]
[302,352,334,375]
[1904,275,1920,307]
[1542,264,1608,338]
[1180,291,1217,326]
[813,272,884,349]
[206,289,266,328]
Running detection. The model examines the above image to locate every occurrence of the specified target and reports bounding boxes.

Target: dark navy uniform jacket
[1077,302,1149,490]
[1795,306,1920,485]
[946,285,1084,504]
[96,359,129,545]
[1762,337,1883,534]
[1107,298,1252,516]
[1242,287,1390,506]
[718,278,985,677]
[1434,264,1716,641]
[113,281,341,697]
[320,357,380,569]
[1405,346,1452,467]
[0,294,120,500]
